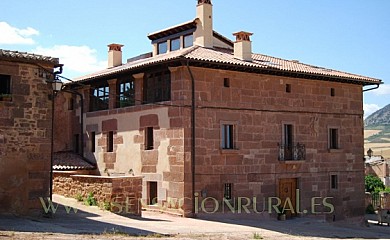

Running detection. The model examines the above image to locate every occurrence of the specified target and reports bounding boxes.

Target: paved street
[0,195,389,239]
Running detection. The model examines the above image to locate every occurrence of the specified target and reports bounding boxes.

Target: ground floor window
[224,183,232,200]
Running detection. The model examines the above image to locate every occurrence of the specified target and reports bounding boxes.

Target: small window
[224,183,232,200]
[0,74,11,100]
[329,128,339,149]
[331,175,338,189]
[73,134,80,153]
[221,124,234,149]
[157,41,167,55]
[145,127,154,150]
[331,88,335,97]
[68,97,74,110]
[91,132,96,153]
[183,34,193,48]
[170,37,180,51]
[107,131,114,152]
[223,78,230,88]
[286,84,291,93]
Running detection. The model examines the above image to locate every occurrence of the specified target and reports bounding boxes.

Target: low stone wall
[53,171,143,216]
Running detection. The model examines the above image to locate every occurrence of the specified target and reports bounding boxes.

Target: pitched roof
[0,49,59,64]
[73,45,381,85]
[53,152,96,170]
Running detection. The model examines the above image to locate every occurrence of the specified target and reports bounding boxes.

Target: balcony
[278,143,306,161]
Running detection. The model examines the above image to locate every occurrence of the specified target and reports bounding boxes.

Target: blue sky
[1,0,389,117]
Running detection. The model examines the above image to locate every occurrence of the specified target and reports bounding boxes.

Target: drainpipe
[363,84,380,92]
[186,60,196,216]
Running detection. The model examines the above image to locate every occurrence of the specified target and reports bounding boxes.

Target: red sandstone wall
[0,61,53,215]
[175,66,365,220]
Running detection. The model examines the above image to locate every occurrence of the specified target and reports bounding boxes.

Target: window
[68,97,74,110]
[170,37,180,51]
[73,134,80,153]
[286,84,291,93]
[118,80,135,107]
[0,74,11,100]
[329,128,339,149]
[331,88,335,97]
[330,175,338,189]
[144,70,171,103]
[145,127,154,150]
[283,124,293,160]
[221,124,234,149]
[157,41,167,54]
[91,85,109,111]
[224,183,232,200]
[224,78,230,88]
[107,131,114,152]
[183,34,193,48]
[91,132,96,153]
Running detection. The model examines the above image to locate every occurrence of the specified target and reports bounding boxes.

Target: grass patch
[253,232,264,239]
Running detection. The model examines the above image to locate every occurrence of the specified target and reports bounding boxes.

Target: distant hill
[365,104,390,127]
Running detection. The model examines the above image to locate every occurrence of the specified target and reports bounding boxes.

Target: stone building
[0,49,61,215]
[57,0,382,220]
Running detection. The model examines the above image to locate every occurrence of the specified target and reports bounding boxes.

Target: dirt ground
[1,195,390,240]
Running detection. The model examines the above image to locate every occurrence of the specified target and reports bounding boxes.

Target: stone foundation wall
[53,171,143,216]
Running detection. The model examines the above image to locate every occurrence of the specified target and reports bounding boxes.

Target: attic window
[158,41,167,55]
[170,37,180,51]
[183,34,193,48]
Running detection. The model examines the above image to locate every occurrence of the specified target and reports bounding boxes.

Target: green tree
[365,174,385,193]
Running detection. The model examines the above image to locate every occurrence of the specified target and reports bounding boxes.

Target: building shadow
[0,202,168,236]
[195,212,390,239]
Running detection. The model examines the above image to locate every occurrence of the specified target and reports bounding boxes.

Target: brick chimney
[107,43,124,68]
[233,31,253,61]
[194,0,213,48]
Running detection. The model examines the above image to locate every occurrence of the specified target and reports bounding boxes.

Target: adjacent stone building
[56,0,382,220]
[0,49,61,215]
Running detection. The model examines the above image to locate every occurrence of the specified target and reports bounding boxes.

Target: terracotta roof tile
[53,152,96,170]
[73,46,381,85]
[0,49,59,64]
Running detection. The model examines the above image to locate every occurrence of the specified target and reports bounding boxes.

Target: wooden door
[279,178,297,218]
[148,181,158,205]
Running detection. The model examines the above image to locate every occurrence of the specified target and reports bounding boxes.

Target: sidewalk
[0,194,389,239]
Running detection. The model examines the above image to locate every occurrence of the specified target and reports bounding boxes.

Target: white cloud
[372,84,390,96]
[0,22,39,44]
[33,45,106,75]
[363,103,381,119]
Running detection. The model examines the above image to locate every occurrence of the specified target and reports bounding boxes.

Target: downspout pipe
[363,83,380,92]
[186,60,196,216]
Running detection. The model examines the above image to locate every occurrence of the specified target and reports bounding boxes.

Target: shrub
[75,193,83,202]
[103,201,111,211]
[85,192,97,206]
[365,175,385,193]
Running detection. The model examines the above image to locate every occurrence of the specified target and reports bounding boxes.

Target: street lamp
[51,76,63,93]
[48,76,63,202]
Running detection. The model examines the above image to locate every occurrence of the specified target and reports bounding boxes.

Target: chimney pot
[107,43,124,68]
[233,31,253,61]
